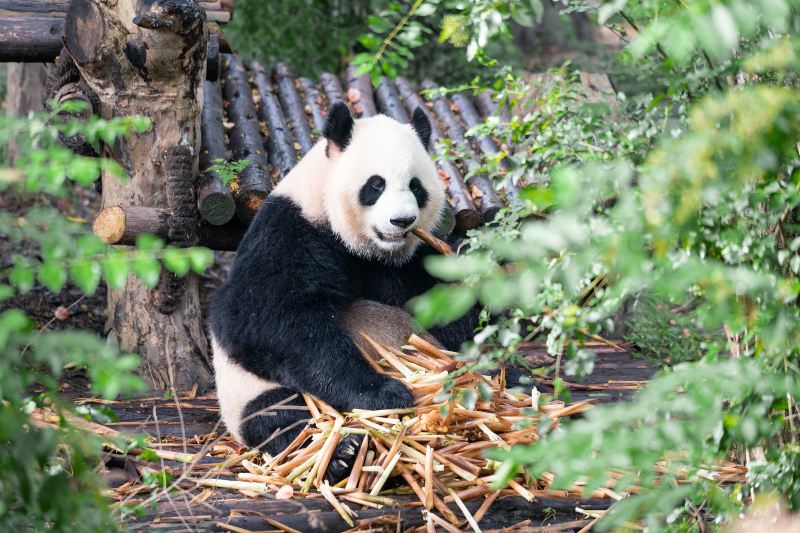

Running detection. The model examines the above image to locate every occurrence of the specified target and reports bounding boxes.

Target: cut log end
[235,191,267,221]
[198,190,236,226]
[92,204,125,244]
[453,209,482,233]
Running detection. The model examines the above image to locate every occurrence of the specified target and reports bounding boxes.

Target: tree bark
[64,0,211,390]
[5,62,47,164]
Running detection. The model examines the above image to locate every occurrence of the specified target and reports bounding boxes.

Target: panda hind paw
[324,435,362,483]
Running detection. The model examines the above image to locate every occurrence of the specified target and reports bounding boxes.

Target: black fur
[358,175,385,206]
[410,177,429,208]
[411,107,432,151]
[210,195,479,464]
[323,102,355,155]
[240,386,309,451]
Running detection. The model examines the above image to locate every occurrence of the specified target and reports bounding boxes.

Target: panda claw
[324,435,361,483]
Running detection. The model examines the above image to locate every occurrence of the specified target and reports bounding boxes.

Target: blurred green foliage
[0,102,214,530]
[356,0,800,529]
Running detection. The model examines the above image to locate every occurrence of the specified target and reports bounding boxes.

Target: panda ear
[411,106,432,151]
[323,102,354,155]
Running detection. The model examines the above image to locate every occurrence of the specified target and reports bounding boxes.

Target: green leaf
[101,254,130,290]
[186,247,214,274]
[136,233,164,253]
[0,309,32,348]
[0,284,14,302]
[162,248,191,276]
[9,265,35,293]
[38,262,68,293]
[410,283,476,328]
[70,261,102,295]
[132,257,161,288]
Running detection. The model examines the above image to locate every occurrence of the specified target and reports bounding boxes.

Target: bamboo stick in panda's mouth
[412,227,454,255]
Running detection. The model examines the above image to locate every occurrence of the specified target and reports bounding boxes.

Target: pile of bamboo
[223,334,602,529]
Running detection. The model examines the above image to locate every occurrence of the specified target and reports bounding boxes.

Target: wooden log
[0,1,232,21]
[93,205,246,251]
[206,33,220,82]
[272,63,314,156]
[66,0,212,389]
[0,17,63,62]
[475,90,512,123]
[451,92,520,205]
[0,16,225,66]
[346,66,376,117]
[221,54,271,221]
[250,61,297,176]
[319,72,344,106]
[374,76,408,124]
[421,80,503,221]
[395,77,480,232]
[299,77,326,135]
[198,80,235,226]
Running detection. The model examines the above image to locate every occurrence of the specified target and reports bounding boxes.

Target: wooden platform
[78,344,652,532]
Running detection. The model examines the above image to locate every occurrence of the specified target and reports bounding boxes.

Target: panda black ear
[323,102,354,155]
[411,106,432,151]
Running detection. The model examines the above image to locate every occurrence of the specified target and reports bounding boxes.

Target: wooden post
[5,62,47,164]
[64,0,211,390]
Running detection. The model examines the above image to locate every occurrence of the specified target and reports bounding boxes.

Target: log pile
[88,62,526,248]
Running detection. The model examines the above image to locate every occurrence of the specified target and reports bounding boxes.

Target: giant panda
[209,102,479,480]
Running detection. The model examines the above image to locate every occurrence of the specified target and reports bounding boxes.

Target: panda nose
[390,216,416,229]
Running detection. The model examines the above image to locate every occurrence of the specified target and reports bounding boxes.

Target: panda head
[321,102,445,264]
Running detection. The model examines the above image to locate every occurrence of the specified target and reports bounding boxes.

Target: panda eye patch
[409,177,429,208]
[359,175,385,206]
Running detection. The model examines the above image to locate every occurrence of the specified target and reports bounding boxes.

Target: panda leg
[239,387,360,482]
[240,387,310,455]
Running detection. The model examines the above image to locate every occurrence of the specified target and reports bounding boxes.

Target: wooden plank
[0,0,232,20]
[0,17,64,63]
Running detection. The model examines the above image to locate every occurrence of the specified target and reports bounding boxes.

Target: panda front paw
[324,435,362,483]
[374,376,415,410]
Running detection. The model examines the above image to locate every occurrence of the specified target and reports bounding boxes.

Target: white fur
[211,335,280,443]
[274,114,445,264]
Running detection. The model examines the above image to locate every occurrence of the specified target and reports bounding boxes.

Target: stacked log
[273,63,315,156]
[421,80,503,221]
[451,93,519,205]
[346,66,377,117]
[251,62,297,176]
[221,54,272,221]
[197,80,236,226]
[395,77,480,233]
[320,73,345,106]
[299,77,327,134]
[374,76,408,124]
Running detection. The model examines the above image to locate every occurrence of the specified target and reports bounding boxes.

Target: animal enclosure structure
[90,57,521,253]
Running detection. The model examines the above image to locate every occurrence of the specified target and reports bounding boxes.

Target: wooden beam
[0,17,64,62]
[0,1,232,21]
[0,16,224,74]
[93,205,246,252]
